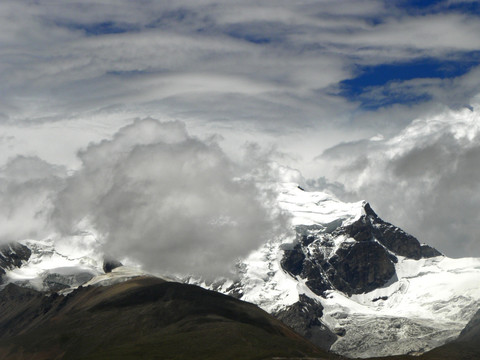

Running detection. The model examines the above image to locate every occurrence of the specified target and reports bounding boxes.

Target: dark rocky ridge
[359,203,441,260]
[282,202,442,297]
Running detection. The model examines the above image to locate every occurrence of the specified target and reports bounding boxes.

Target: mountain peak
[214,184,476,357]
[362,201,378,217]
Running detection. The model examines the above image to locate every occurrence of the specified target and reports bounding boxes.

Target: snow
[229,240,300,313]
[1,231,154,293]
[276,183,364,227]
[82,266,149,287]
[3,233,105,291]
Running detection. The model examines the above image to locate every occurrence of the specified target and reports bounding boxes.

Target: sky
[1,0,480,272]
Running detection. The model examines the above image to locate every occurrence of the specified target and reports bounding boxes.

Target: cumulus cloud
[0,156,66,243]
[317,106,480,258]
[53,118,289,277]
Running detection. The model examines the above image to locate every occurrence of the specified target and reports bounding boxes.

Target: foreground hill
[0,276,338,360]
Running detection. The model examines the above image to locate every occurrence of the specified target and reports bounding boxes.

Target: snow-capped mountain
[206,183,480,358]
[1,182,480,358]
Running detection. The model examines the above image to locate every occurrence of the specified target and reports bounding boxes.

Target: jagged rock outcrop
[329,240,396,294]
[352,203,442,259]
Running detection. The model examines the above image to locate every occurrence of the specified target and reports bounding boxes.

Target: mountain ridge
[1,182,479,358]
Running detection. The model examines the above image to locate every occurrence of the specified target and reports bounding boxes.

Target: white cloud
[53,118,289,277]
[0,156,66,243]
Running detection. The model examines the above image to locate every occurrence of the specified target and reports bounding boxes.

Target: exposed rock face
[281,202,441,296]
[329,241,396,294]
[0,243,31,282]
[281,244,305,277]
[274,294,337,350]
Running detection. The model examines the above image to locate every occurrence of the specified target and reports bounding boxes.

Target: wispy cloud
[3,0,479,127]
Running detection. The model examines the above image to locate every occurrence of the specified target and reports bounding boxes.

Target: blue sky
[340,52,480,109]
[393,0,480,15]
[333,1,480,109]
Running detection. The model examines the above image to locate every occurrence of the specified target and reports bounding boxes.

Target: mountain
[205,183,480,358]
[1,183,480,358]
[0,276,339,360]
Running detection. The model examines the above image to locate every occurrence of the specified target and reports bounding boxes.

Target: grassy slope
[0,277,339,360]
